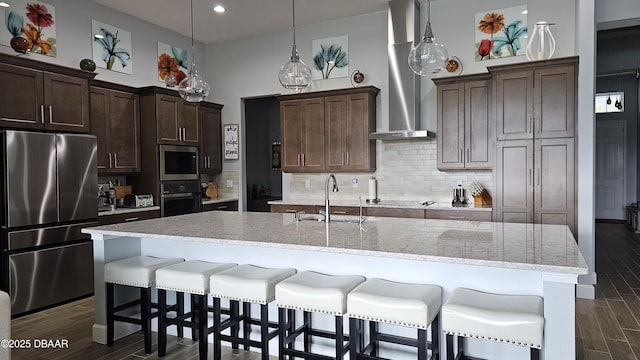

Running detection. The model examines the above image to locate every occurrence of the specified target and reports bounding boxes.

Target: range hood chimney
[369,0,435,140]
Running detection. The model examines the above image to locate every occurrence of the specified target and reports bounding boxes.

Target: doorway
[595,120,626,220]
[243,96,282,211]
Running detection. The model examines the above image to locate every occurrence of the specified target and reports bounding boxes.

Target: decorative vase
[79,58,96,71]
[526,21,556,61]
[10,36,29,54]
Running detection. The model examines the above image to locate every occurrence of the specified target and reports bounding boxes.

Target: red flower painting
[478,39,493,60]
[26,3,54,27]
[4,2,57,56]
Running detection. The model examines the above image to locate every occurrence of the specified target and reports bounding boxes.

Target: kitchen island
[83,211,587,359]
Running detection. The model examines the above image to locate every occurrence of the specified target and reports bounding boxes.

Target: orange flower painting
[2,1,57,57]
[475,5,527,61]
[157,41,188,85]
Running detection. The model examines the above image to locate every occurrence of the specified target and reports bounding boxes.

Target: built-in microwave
[159,145,199,181]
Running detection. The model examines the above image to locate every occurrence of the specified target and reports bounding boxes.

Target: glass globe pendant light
[408,0,449,76]
[179,0,210,102]
[278,0,312,92]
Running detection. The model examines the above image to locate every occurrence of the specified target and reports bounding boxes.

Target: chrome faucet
[325,174,339,223]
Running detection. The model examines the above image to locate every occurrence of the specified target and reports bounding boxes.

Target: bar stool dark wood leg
[158,288,168,357]
[141,287,152,354]
[106,283,114,347]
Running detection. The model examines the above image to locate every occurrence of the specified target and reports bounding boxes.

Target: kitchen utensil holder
[472,189,492,206]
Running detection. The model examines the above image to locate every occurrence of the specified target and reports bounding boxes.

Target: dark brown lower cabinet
[494,138,575,233]
[98,209,160,226]
[203,201,238,212]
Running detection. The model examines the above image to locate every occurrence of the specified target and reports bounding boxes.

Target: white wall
[596,0,640,29]
[0,0,206,88]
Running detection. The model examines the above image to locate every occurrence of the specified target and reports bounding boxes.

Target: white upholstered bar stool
[275,271,365,360]
[0,290,10,360]
[347,278,442,360]
[209,264,296,360]
[155,260,236,360]
[104,255,184,355]
[442,288,544,360]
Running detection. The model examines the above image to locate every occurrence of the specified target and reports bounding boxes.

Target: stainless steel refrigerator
[0,130,98,315]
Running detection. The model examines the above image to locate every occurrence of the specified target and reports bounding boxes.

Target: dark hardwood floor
[576,222,640,359]
[9,222,639,359]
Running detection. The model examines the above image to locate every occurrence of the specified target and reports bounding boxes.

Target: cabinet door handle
[346,152,349,165]
[48,106,53,124]
[334,211,347,214]
[108,153,113,168]
[301,153,305,166]
[40,105,45,123]
[536,116,541,134]
[460,149,464,163]
[124,217,139,222]
[285,209,299,213]
[113,153,118,167]
[297,154,301,167]
[341,153,345,166]
[207,156,211,168]
[466,148,470,163]
[178,128,182,141]
[216,205,228,210]
[183,128,187,140]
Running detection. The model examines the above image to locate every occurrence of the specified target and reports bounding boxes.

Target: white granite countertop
[268,199,492,211]
[84,211,586,275]
[97,206,160,216]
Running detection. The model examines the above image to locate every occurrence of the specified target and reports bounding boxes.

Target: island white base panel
[91,235,577,359]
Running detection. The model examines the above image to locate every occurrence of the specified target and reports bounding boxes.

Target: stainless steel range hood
[369,0,435,140]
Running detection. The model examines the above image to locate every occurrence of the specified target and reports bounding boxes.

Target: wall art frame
[224,123,239,160]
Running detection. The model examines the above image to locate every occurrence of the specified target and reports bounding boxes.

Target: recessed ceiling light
[213,5,225,13]
[0,2,10,7]
[521,9,528,15]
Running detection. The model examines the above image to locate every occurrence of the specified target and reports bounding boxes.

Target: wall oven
[159,145,199,181]
[161,181,202,217]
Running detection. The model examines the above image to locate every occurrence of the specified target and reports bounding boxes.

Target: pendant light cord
[292,0,296,46]
[190,0,195,67]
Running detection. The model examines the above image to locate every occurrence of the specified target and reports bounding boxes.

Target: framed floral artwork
[157,41,188,87]
[312,35,349,80]
[92,20,132,74]
[475,5,528,61]
[0,1,57,57]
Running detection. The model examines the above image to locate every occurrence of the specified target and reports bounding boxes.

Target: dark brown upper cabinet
[0,54,95,133]
[433,74,493,170]
[278,86,379,173]
[90,82,141,174]
[200,102,223,175]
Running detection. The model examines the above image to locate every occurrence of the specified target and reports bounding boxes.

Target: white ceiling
[91,0,389,44]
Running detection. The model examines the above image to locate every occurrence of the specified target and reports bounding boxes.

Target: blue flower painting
[91,20,132,74]
[312,35,349,80]
[474,5,527,61]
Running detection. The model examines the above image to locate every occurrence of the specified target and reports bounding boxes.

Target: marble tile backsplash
[213,171,240,198]
[288,139,493,204]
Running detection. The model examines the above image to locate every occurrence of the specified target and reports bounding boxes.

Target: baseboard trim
[576,284,595,299]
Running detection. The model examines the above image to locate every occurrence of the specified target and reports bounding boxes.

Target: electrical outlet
[457,179,463,187]
[305,179,311,188]
[352,178,359,188]
[226,180,233,188]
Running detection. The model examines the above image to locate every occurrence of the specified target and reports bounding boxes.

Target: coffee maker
[452,182,468,207]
